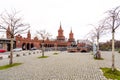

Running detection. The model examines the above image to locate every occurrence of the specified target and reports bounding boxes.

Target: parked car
[0,49,6,53]
[13,48,22,52]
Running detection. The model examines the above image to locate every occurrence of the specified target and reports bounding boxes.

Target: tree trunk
[97,38,99,51]
[96,38,101,59]
[9,37,14,65]
[42,43,44,57]
[112,32,115,71]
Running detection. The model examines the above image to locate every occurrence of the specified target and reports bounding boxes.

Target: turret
[57,22,65,41]
[6,26,11,39]
[27,30,31,39]
[68,28,75,42]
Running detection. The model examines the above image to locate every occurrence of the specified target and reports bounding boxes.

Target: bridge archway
[80,47,88,52]
[22,43,26,50]
[27,43,30,50]
[81,50,87,52]
[31,43,34,48]
[40,44,42,48]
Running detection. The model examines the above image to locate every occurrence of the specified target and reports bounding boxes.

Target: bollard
[8,55,10,58]
[29,53,31,55]
[23,53,26,56]
[33,52,35,54]
[40,51,41,53]
[16,54,20,57]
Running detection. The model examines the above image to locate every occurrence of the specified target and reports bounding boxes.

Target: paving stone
[0,51,119,80]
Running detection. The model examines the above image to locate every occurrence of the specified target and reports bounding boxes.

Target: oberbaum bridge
[0,24,91,52]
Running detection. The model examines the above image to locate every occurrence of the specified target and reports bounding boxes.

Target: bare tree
[0,10,30,65]
[89,24,106,59]
[86,32,96,55]
[104,6,120,71]
[37,30,51,57]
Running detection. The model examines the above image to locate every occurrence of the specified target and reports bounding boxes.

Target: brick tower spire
[6,26,11,39]
[68,28,75,42]
[27,30,31,39]
[57,22,65,41]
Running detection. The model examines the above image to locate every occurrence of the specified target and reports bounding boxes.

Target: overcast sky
[0,0,120,42]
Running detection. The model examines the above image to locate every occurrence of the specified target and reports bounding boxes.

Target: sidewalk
[0,51,119,80]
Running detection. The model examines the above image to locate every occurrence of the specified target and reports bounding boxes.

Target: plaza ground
[0,51,120,80]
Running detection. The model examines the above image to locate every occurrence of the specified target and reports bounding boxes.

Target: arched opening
[52,44,54,47]
[40,44,42,48]
[22,43,26,50]
[7,43,10,51]
[47,44,49,47]
[27,43,30,50]
[49,44,51,47]
[31,43,34,48]
[81,50,87,53]
[44,44,47,47]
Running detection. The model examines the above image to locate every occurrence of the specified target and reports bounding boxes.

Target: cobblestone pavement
[0,51,120,80]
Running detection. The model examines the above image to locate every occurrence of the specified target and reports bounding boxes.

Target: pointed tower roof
[70,27,73,34]
[28,30,30,34]
[7,26,10,31]
[59,22,63,30]
[6,25,11,39]
[27,30,31,39]
[46,37,49,41]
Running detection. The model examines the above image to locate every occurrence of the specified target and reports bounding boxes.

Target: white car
[13,48,22,52]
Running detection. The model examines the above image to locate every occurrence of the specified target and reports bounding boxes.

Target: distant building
[0,38,16,51]
[1,23,91,52]
[5,23,75,51]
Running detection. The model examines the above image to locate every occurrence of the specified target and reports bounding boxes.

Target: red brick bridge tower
[68,28,75,42]
[6,26,11,39]
[56,23,67,48]
[57,23,65,41]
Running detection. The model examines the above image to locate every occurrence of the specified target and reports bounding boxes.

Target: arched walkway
[40,44,42,48]
[22,43,26,50]
[27,43,30,50]
[31,43,34,48]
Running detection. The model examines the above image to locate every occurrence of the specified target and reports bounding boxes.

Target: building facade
[0,39,16,51]
[5,23,75,51]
